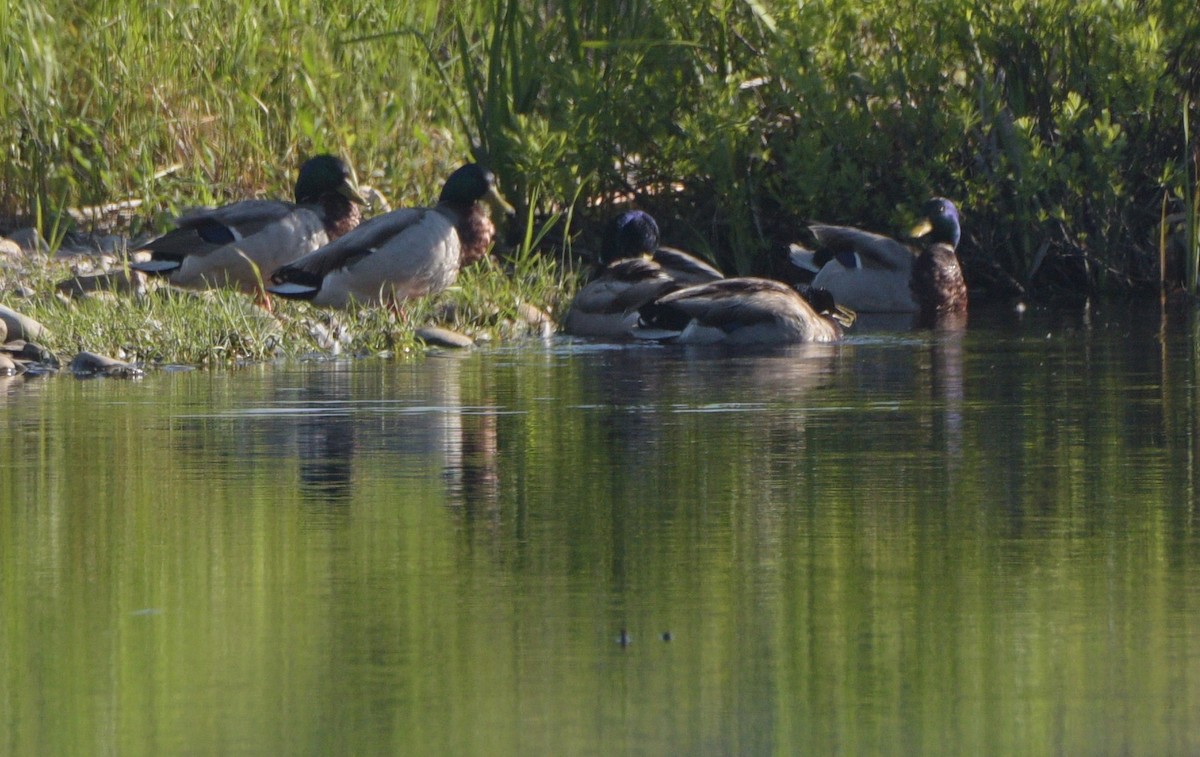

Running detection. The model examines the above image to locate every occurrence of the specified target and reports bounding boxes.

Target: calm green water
[3,301,1200,755]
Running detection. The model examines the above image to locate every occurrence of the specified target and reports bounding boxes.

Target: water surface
[3,300,1200,755]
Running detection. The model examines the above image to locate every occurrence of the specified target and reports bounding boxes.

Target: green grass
[2,0,1200,365]
[0,252,567,365]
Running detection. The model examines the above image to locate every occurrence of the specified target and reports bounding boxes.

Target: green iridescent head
[294,154,365,205]
[439,163,515,216]
[910,197,961,248]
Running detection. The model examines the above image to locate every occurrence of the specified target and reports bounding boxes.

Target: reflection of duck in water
[634,277,851,345]
[295,410,357,503]
[562,210,723,338]
[278,357,491,509]
[930,328,965,463]
[447,407,501,526]
[568,340,843,507]
[789,198,967,322]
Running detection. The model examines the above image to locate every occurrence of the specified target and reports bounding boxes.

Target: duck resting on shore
[268,163,514,311]
[788,197,967,319]
[132,154,365,307]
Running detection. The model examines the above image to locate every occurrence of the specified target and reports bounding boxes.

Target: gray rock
[0,305,48,342]
[517,303,552,326]
[2,340,58,370]
[0,353,20,375]
[415,326,475,349]
[54,233,129,259]
[93,234,130,255]
[56,270,148,298]
[7,227,50,255]
[359,185,392,213]
[516,303,554,337]
[69,351,143,378]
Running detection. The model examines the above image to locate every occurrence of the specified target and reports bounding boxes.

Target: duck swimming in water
[789,197,967,318]
[561,210,723,338]
[633,277,848,346]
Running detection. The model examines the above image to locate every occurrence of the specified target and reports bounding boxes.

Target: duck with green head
[268,163,513,309]
[598,210,724,284]
[132,154,365,302]
[788,197,967,317]
[561,210,724,337]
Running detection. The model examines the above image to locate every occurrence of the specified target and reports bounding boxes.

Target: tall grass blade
[1186,96,1198,294]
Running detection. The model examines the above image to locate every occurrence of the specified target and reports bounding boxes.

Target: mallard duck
[132,155,365,300]
[561,210,723,337]
[598,210,724,283]
[633,277,846,345]
[788,198,966,315]
[268,163,514,309]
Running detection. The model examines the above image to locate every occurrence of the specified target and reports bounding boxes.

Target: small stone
[358,185,392,213]
[56,270,148,298]
[435,302,460,322]
[54,233,129,259]
[68,258,98,275]
[7,227,50,255]
[0,352,19,375]
[4,340,58,369]
[94,235,129,255]
[415,326,474,349]
[0,238,22,259]
[54,243,92,259]
[306,320,342,354]
[68,351,143,378]
[517,302,551,326]
[516,303,554,337]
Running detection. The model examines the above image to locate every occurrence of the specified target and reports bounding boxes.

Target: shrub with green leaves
[2,0,1199,300]
[449,0,1200,293]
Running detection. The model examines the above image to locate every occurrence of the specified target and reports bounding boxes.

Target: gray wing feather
[138,200,302,260]
[655,278,840,343]
[659,279,802,328]
[808,225,913,271]
[169,211,328,289]
[282,207,429,279]
[176,199,299,232]
[652,247,724,283]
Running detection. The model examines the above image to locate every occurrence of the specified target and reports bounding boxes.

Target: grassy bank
[0,242,564,365]
[2,0,1199,360]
